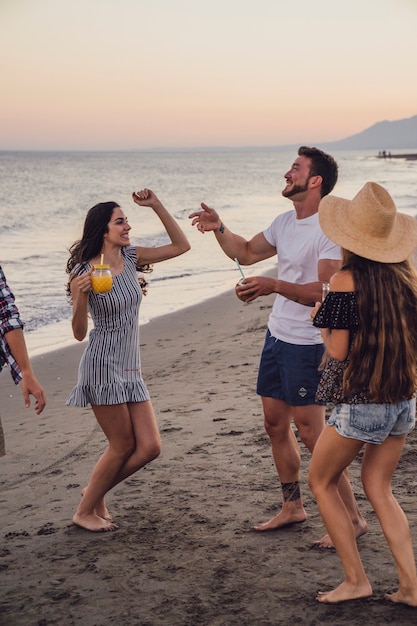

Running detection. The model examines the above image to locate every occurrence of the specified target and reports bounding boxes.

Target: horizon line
[1,145,415,154]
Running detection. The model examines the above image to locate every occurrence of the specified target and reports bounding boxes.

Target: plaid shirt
[0,265,24,384]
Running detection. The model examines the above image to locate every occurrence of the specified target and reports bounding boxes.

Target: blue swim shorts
[256,331,325,406]
[328,398,416,444]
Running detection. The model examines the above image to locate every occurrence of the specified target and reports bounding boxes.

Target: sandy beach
[1,284,417,626]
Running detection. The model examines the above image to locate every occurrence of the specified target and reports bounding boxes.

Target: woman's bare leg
[78,401,161,530]
[362,437,417,607]
[73,403,136,531]
[309,426,372,603]
[106,400,161,486]
[81,487,112,520]
[314,468,368,549]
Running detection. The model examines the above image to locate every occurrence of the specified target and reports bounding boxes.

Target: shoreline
[1,281,417,625]
[22,262,277,358]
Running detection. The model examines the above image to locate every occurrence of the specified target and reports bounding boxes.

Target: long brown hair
[342,250,417,402]
[66,201,152,297]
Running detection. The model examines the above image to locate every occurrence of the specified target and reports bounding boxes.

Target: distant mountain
[319,115,417,150]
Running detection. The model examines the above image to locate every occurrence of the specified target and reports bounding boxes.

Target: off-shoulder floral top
[312,291,369,404]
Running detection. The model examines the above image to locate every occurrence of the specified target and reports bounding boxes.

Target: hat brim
[319,195,417,263]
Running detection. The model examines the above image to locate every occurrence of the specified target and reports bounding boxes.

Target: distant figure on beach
[0,264,46,456]
[309,182,417,605]
[66,189,190,532]
[189,146,366,546]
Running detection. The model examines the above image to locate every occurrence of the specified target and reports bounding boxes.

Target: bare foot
[253,506,307,532]
[385,589,417,607]
[313,519,368,549]
[313,533,335,549]
[72,512,118,532]
[81,487,112,521]
[316,580,372,604]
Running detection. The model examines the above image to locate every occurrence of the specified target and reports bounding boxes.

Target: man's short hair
[298,146,338,197]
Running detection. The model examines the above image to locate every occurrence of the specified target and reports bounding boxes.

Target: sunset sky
[1,0,416,150]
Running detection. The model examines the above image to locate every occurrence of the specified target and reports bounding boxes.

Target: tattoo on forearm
[282,481,301,502]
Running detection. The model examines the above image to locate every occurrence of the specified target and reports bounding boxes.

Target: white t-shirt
[263,210,341,345]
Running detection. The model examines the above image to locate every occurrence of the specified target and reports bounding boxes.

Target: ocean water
[0,148,416,356]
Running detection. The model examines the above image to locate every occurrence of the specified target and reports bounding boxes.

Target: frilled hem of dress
[66,382,151,408]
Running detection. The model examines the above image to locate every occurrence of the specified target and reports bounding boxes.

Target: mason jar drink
[92,264,113,293]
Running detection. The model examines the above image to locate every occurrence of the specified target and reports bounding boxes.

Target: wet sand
[1,285,417,625]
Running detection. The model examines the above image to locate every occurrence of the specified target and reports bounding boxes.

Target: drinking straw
[100,253,104,265]
[234,257,245,280]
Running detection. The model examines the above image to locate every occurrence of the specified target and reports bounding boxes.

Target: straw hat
[318,182,417,263]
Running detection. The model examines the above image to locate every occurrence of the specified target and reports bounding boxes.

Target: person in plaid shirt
[0,264,46,456]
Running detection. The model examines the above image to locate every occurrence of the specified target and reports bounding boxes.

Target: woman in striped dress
[66,189,190,532]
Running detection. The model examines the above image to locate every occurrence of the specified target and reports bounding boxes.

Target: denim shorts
[328,398,416,444]
[256,331,325,406]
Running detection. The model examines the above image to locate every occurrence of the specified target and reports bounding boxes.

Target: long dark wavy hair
[342,250,417,403]
[66,201,152,297]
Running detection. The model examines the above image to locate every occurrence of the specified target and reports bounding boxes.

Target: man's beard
[282,181,309,198]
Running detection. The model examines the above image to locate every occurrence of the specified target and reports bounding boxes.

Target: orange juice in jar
[92,264,113,293]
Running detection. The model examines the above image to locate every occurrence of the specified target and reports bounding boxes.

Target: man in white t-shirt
[189,147,367,547]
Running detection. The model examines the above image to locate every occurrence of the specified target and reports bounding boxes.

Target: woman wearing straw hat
[308,182,417,605]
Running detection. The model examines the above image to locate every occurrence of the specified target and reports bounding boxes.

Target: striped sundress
[66,246,150,408]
